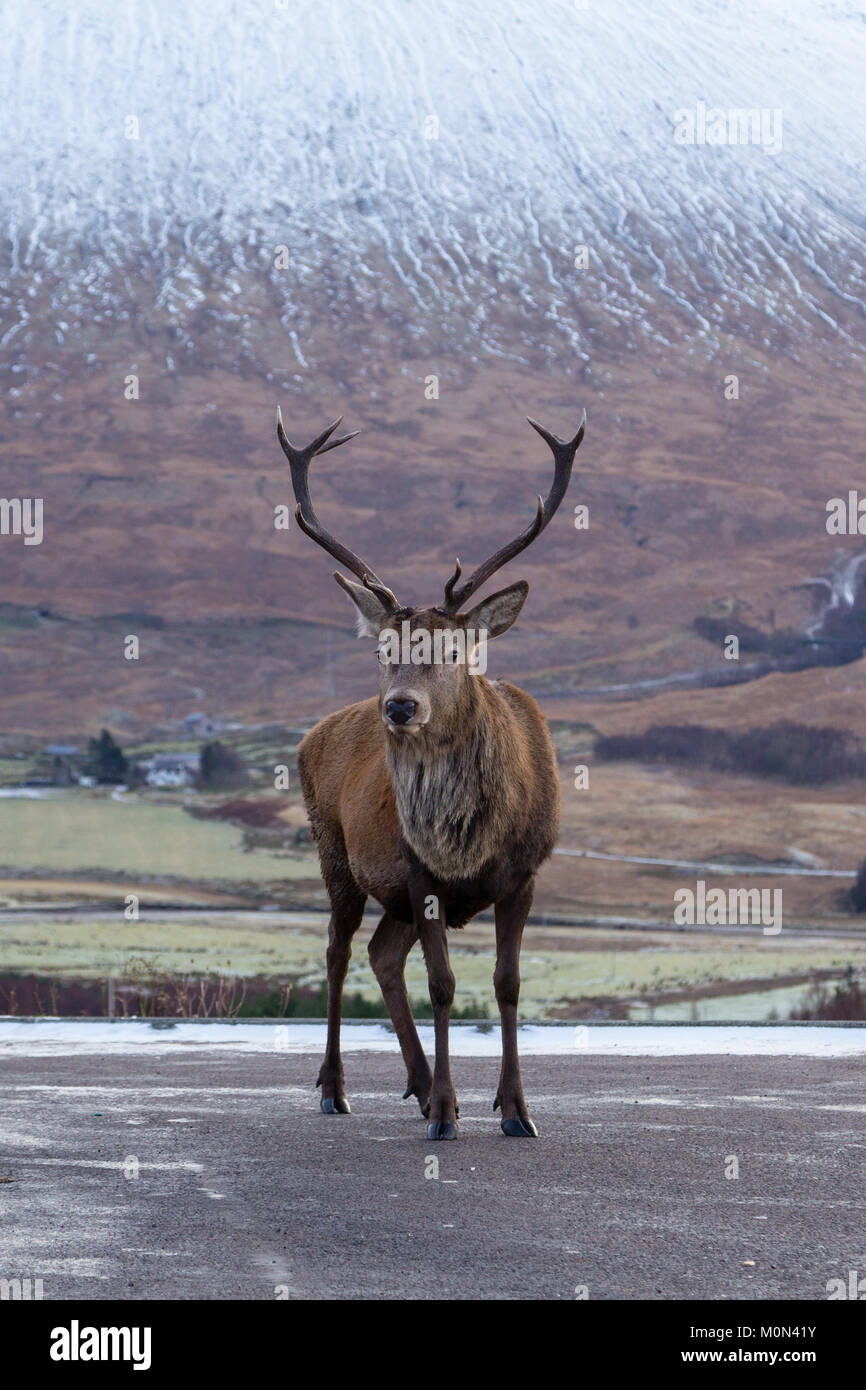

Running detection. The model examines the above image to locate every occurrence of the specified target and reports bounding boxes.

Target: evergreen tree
[86,729,128,783]
[197,740,247,789]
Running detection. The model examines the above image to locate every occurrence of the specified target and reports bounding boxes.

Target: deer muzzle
[382,690,430,733]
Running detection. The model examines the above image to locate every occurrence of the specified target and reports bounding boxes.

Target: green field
[1,790,865,1021]
[0,791,308,883]
[3,909,866,1019]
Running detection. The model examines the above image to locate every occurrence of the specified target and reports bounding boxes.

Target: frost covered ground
[3,1018,866,1057]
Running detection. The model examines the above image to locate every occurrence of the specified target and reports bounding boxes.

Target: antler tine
[443,558,462,608]
[443,410,586,612]
[362,574,400,608]
[276,406,400,612]
[316,425,362,455]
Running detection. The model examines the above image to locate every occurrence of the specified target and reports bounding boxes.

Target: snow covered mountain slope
[1,0,865,376]
[1,1,865,737]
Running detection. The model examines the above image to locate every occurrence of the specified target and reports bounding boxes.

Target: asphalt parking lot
[3,1030,866,1300]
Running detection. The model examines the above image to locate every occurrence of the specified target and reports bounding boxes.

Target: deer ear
[333,572,387,637]
[462,580,529,640]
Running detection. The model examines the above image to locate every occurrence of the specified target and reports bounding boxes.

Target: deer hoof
[320,1097,351,1114]
[501,1116,538,1138]
[426,1120,458,1141]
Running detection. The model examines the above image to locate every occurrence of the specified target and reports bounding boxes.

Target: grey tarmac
[1,1051,864,1301]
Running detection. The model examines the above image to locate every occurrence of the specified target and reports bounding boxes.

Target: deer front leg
[493,877,538,1137]
[316,887,366,1114]
[408,864,458,1141]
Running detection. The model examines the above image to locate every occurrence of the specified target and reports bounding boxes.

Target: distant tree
[197,740,248,789]
[85,729,128,784]
[851,860,866,913]
[595,721,866,787]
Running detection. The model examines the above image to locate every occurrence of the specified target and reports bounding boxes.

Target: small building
[183,713,216,737]
[30,744,84,786]
[144,753,200,788]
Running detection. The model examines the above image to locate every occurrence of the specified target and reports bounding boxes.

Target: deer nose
[385,698,417,726]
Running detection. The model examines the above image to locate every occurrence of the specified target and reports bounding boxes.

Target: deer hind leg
[368,913,432,1116]
[493,876,538,1137]
[315,831,366,1114]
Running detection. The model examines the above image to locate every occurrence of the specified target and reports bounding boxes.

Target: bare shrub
[594,721,866,785]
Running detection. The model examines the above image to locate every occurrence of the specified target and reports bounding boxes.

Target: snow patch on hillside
[1,0,865,372]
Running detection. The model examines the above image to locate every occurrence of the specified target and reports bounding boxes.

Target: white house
[144,753,200,788]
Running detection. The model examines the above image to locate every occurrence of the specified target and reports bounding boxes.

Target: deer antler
[443,411,586,612]
[276,407,400,612]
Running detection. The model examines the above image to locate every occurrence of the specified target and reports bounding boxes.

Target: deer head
[276,407,586,737]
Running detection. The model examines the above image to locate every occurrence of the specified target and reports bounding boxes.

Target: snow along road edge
[2,1019,866,1057]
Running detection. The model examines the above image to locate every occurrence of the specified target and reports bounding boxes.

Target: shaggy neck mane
[384,678,524,882]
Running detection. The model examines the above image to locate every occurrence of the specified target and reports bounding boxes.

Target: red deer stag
[277,407,586,1139]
